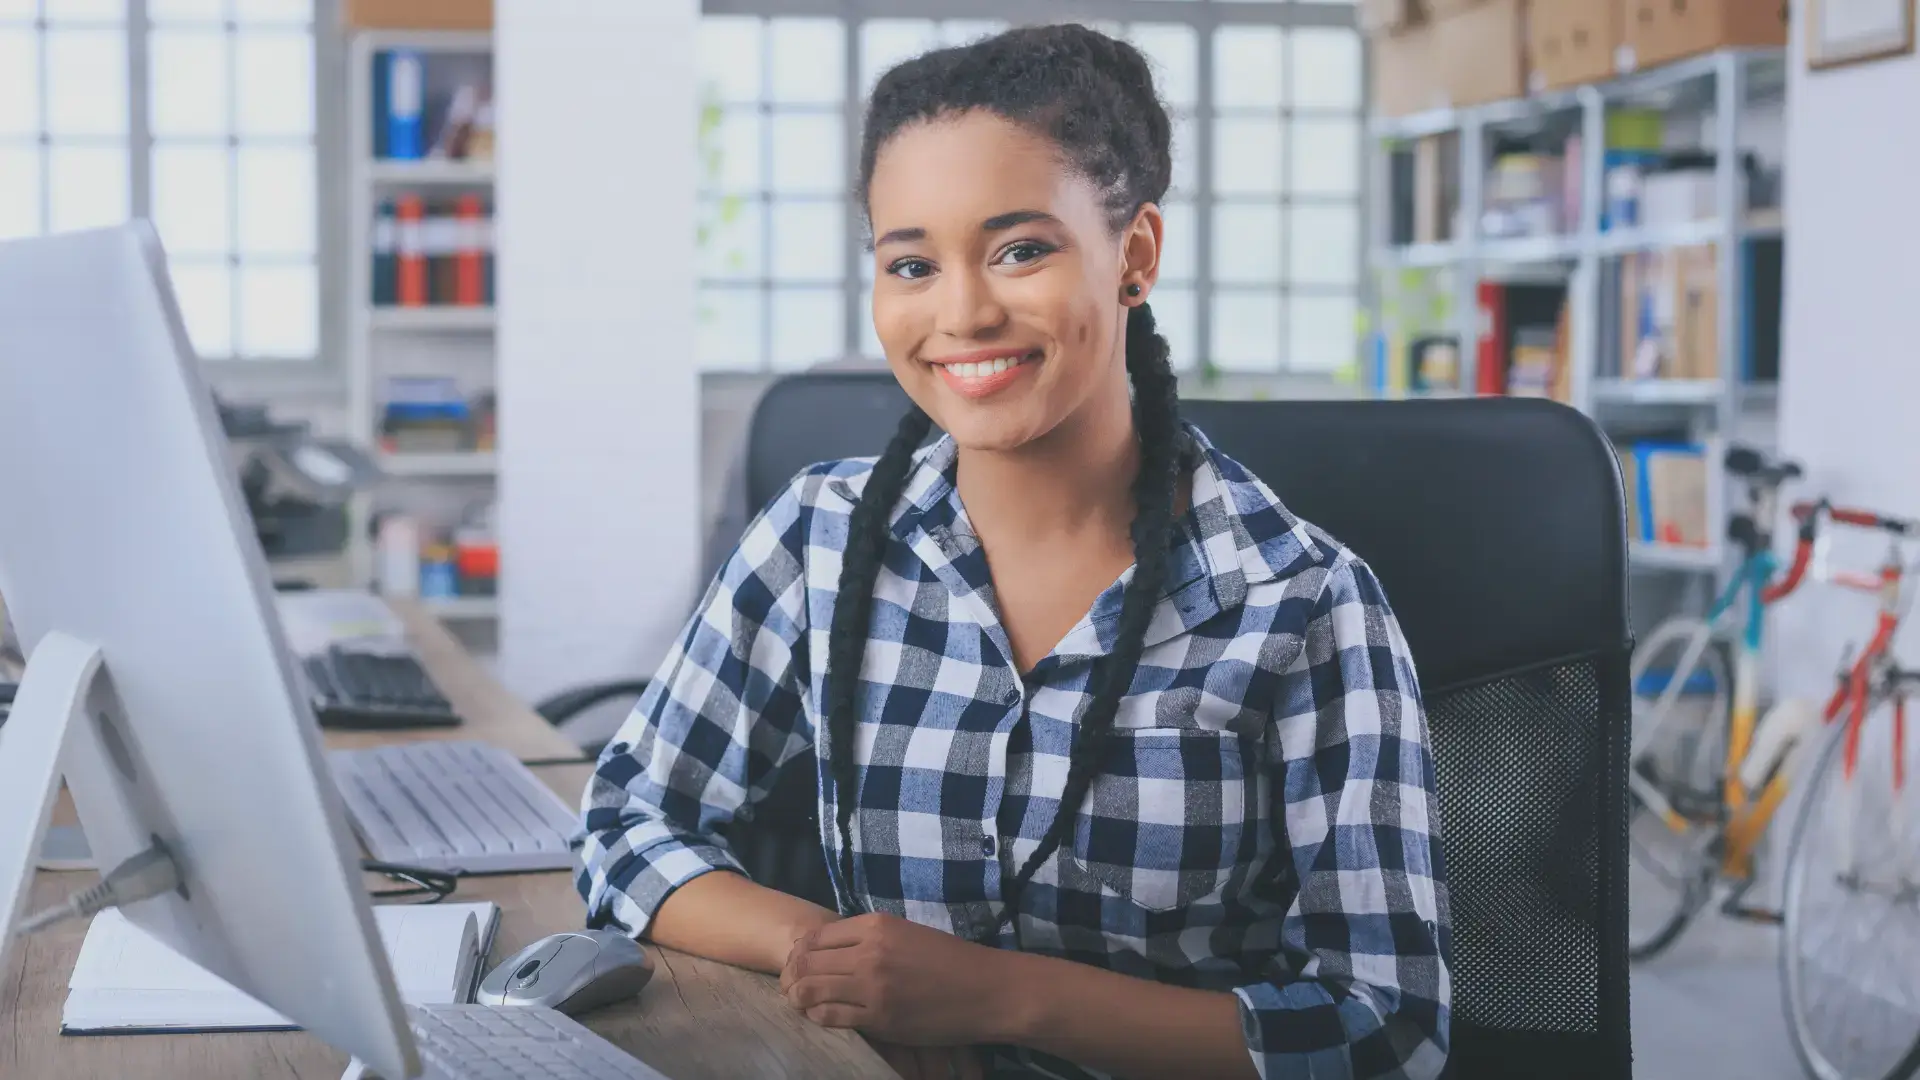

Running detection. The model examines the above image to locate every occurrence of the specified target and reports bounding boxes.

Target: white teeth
[992,357,1010,374]
[945,355,1031,379]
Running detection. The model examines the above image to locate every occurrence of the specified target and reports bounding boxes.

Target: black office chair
[546,371,1634,1079]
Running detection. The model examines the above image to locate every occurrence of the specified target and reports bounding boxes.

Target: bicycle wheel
[1627,618,1729,958]
[1781,699,1920,1080]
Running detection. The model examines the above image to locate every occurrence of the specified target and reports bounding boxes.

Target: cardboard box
[1361,0,1427,33]
[1426,0,1491,17]
[1437,0,1529,108]
[343,0,491,31]
[1620,0,1786,72]
[1529,0,1622,91]
[1372,22,1451,117]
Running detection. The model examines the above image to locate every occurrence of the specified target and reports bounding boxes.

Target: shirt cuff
[585,837,745,939]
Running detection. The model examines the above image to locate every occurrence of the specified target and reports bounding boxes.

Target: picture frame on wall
[1807,0,1916,70]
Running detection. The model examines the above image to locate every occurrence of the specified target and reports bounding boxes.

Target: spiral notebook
[62,902,500,1035]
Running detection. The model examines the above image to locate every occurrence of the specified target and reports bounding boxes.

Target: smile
[927,349,1040,399]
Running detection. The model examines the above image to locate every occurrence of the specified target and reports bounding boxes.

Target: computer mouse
[476,929,654,1015]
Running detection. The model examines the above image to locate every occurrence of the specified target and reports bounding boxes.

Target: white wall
[495,0,702,703]
[1773,10,1920,701]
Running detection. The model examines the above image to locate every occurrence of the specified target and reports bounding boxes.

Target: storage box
[1373,22,1451,117]
[1620,0,1785,72]
[1528,0,1622,91]
[1361,0,1427,33]
[1437,0,1529,108]
[343,0,491,31]
[1425,0,1491,17]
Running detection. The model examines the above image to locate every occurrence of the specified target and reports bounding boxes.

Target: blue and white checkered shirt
[578,423,1450,1080]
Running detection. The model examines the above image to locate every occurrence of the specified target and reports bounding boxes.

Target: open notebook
[63,901,500,1035]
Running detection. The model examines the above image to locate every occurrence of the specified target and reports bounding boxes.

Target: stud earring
[1125,283,1143,298]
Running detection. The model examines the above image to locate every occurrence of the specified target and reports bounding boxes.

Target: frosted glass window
[150,30,229,138]
[859,286,881,358]
[1292,29,1362,110]
[1289,204,1359,286]
[770,113,843,196]
[237,145,315,256]
[48,144,126,230]
[233,0,310,25]
[168,259,232,358]
[43,0,124,19]
[1291,118,1358,196]
[1158,198,1196,283]
[938,20,1005,47]
[1145,285,1197,372]
[150,0,228,21]
[1211,291,1282,372]
[235,32,312,137]
[152,145,232,256]
[769,19,843,105]
[1212,27,1283,110]
[45,27,126,136]
[237,262,316,357]
[0,146,40,240]
[703,107,762,195]
[771,200,844,282]
[700,17,764,104]
[1130,24,1198,108]
[1289,295,1359,373]
[0,0,37,18]
[698,197,762,281]
[1211,203,1282,285]
[1169,113,1196,195]
[771,288,844,371]
[860,19,936,97]
[697,287,762,371]
[0,32,36,137]
[1213,117,1282,197]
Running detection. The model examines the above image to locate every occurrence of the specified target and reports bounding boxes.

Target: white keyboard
[411,1004,671,1080]
[330,741,580,873]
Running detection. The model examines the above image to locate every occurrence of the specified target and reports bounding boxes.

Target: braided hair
[825,24,1183,929]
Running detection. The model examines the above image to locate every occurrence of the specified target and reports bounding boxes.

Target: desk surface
[2,605,891,1080]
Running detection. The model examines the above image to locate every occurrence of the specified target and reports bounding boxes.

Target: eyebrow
[873,209,1062,248]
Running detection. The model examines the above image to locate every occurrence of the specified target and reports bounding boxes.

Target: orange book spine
[454,195,484,307]
[396,194,428,307]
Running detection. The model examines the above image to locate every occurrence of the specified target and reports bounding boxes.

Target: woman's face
[865,111,1160,453]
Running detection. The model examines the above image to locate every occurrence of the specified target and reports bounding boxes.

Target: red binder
[396,195,428,308]
[454,195,485,307]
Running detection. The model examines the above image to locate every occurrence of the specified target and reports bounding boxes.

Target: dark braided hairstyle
[824,24,1184,928]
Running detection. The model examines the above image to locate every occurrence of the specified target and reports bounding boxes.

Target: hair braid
[822,406,933,911]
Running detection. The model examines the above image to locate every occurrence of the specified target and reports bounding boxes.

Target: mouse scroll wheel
[512,959,542,987]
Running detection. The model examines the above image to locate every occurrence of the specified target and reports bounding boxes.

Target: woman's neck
[954,370,1140,547]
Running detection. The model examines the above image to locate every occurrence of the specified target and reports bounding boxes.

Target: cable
[12,839,181,937]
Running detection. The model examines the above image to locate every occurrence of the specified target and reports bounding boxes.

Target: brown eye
[886,257,935,280]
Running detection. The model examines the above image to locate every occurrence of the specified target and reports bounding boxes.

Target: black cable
[362,859,461,904]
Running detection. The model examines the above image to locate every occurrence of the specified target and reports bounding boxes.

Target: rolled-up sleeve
[1233,556,1451,1080]
[575,474,816,938]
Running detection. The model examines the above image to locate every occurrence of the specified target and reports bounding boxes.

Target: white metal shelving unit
[1366,48,1787,578]
[345,29,499,622]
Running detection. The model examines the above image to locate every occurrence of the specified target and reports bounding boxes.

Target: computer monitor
[0,224,419,1079]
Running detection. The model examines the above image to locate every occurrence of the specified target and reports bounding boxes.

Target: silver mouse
[476,929,654,1015]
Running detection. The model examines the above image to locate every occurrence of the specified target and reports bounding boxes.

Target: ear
[1119,203,1163,304]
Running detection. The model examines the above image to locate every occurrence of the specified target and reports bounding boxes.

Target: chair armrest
[533,679,652,726]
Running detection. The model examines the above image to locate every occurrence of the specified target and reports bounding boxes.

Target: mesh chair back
[740,374,1633,1079]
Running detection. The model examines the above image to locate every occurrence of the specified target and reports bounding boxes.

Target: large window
[0,0,321,363]
[696,0,1364,376]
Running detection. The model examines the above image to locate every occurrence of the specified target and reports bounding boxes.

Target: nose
[933,264,1007,342]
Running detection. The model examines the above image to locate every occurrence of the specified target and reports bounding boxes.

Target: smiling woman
[580,23,1448,1080]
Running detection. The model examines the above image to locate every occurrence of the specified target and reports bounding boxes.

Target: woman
[579,24,1449,1080]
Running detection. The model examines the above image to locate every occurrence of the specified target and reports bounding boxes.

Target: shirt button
[1002,689,1020,707]
[981,834,997,857]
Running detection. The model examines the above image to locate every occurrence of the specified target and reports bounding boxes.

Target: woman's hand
[866,1037,986,1080]
[780,912,1016,1046]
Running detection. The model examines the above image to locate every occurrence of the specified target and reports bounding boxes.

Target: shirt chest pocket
[1064,728,1257,913]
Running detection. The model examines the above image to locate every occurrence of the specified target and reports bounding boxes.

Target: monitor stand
[0,631,184,981]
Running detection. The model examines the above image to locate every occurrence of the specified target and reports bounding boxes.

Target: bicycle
[1626,448,1920,1080]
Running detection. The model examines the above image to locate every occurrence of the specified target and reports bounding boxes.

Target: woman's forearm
[647,869,840,974]
[991,949,1255,1080]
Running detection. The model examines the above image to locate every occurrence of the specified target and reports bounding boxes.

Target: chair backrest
[738,372,1634,1080]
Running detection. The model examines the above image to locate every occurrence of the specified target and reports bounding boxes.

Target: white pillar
[495,0,701,704]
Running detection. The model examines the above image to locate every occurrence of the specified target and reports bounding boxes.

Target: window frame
[698,0,1369,378]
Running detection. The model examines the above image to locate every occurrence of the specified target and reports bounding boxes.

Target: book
[384,50,425,160]
[62,902,500,1035]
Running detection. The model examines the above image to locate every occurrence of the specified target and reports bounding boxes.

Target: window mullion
[128,0,150,221]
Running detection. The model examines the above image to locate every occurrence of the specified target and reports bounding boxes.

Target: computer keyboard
[410,1004,671,1080]
[304,642,463,729]
[330,741,579,873]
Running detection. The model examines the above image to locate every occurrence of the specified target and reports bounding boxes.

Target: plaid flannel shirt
[578,423,1451,1080]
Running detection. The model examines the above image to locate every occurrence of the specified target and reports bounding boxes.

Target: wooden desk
[1,607,891,1080]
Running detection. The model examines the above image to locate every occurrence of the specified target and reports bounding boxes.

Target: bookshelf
[346,28,500,631]
[1367,47,1788,578]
